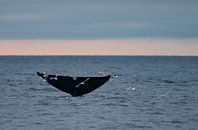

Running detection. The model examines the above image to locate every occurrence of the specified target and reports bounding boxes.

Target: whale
[37,72,111,96]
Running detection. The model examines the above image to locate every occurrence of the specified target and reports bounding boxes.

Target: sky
[0,0,198,55]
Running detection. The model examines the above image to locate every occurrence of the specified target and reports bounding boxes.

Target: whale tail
[37,72,111,96]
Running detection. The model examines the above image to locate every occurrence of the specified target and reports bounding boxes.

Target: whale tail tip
[37,72,43,77]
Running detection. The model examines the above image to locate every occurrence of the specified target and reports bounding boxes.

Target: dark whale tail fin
[37,72,43,77]
[37,72,111,96]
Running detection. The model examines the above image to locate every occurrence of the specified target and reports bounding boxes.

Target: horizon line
[0,54,198,57]
[1,39,198,56]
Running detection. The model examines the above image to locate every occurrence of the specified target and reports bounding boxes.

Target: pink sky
[0,39,198,56]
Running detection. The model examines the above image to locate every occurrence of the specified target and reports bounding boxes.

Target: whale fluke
[37,72,111,96]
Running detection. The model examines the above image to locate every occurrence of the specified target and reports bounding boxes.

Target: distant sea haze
[1,0,198,56]
[0,39,198,56]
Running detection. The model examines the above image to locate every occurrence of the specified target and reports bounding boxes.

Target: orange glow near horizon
[0,39,198,56]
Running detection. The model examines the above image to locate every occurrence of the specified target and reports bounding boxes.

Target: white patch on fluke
[75,78,90,88]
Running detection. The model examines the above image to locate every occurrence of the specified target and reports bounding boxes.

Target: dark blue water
[0,56,198,130]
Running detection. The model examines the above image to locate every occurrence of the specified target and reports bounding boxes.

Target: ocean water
[0,56,198,130]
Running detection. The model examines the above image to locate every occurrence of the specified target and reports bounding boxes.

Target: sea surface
[0,56,198,130]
